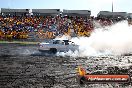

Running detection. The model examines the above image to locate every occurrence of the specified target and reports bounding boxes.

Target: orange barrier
[47,31,55,39]
[5,35,13,39]
[37,31,55,39]
[19,34,28,39]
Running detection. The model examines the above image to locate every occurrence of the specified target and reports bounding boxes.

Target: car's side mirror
[71,42,75,45]
[62,42,65,45]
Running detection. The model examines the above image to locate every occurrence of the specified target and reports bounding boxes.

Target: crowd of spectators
[0,14,125,40]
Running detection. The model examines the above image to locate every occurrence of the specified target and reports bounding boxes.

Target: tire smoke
[57,21,132,57]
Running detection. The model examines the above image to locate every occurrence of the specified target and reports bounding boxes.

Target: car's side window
[60,42,65,45]
[65,42,69,45]
[53,40,59,44]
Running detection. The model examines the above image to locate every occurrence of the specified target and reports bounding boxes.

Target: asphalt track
[1,43,132,88]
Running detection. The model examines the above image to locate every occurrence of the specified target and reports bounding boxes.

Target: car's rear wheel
[50,48,57,54]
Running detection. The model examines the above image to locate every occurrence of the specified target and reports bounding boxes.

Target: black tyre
[50,48,57,54]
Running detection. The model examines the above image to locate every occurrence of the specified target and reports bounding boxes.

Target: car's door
[56,41,67,52]
[67,42,78,51]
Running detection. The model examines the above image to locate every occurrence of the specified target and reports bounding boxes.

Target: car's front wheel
[50,48,57,54]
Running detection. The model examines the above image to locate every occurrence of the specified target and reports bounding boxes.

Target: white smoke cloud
[57,21,132,57]
[90,21,132,55]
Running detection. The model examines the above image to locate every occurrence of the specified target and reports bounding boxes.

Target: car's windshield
[53,40,64,44]
[53,40,70,45]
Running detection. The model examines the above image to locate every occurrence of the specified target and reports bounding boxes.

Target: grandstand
[0,8,131,40]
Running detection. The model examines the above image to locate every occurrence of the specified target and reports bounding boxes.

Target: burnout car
[38,39,79,54]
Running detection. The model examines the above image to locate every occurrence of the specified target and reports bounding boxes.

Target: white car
[38,39,79,54]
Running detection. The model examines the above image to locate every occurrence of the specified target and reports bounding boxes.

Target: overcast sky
[0,0,132,16]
